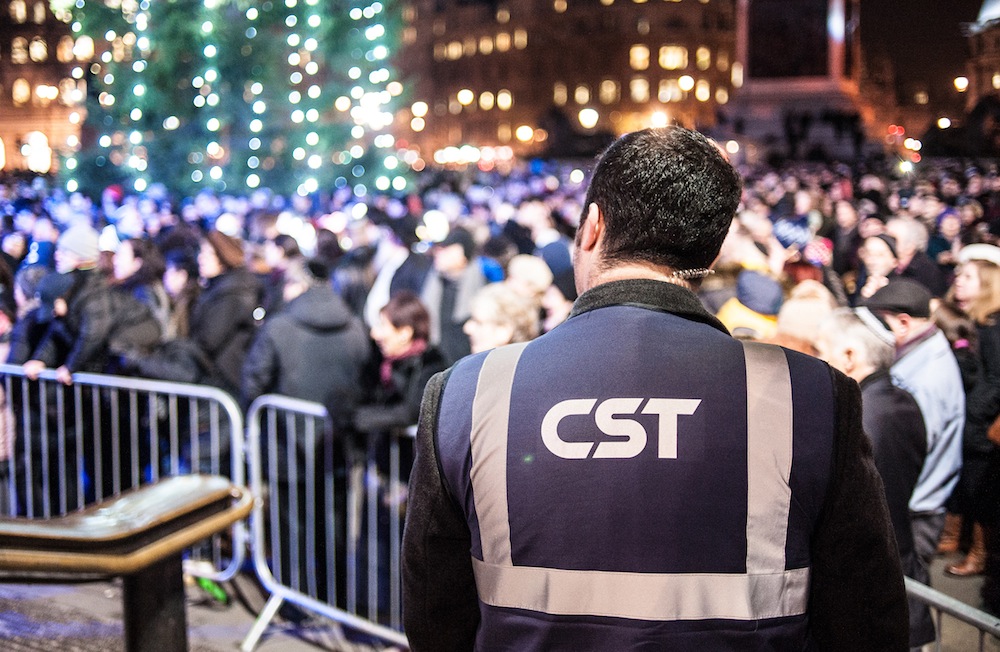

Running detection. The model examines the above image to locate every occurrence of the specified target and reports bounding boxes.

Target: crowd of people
[3,150,1000,636]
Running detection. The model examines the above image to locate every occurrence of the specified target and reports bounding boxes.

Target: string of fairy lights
[63,0,410,197]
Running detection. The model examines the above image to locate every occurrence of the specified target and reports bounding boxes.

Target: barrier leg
[122,553,187,652]
[241,593,284,652]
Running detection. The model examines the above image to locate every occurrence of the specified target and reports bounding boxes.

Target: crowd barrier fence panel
[243,393,408,651]
[906,578,1000,651]
[0,364,246,582]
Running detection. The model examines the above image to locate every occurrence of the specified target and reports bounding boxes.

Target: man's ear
[841,345,857,377]
[578,202,604,253]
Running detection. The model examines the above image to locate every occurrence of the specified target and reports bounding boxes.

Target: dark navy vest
[437,304,835,651]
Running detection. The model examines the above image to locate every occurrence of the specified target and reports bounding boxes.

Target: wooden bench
[0,474,253,652]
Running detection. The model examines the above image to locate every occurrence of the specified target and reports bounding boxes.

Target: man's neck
[586,262,697,293]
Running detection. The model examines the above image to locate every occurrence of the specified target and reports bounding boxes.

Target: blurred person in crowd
[854,234,899,303]
[764,279,837,356]
[355,291,447,435]
[421,227,487,365]
[831,199,863,277]
[864,279,966,574]
[242,255,368,609]
[928,209,965,279]
[540,270,577,333]
[362,214,430,328]
[940,246,1000,582]
[113,238,170,336]
[463,282,540,355]
[188,230,262,395]
[886,217,948,297]
[815,307,935,649]
[931,301,983,564]
[257,233,303,317]
[715,269,783,340]
[503,254,553,310]
[403,126,906,650]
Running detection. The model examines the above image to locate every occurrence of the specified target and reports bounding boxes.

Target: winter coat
[188,268,261,395]
[241,284,370,425]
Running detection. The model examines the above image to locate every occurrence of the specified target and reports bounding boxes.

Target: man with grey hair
[816,307,934,648]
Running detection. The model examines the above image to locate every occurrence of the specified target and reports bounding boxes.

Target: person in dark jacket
[189,230,262,396]
[402,127,907,650]
[817,307,935,648]
[241,257,370,606]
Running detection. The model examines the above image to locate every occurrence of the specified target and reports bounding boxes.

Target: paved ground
[0,554,995,650]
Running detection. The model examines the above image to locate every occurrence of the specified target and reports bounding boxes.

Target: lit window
[695,79,710,102]
[447,41,462,60]
[914,91,929,105]
[630,45,649,71]
[498,123,512,143]
[659,46,688,70]
[57,36,74,62]
[11,37,29,64]
[575,84,590,104]
[480,91,495,110]
[59,78,76,104]
[630,78,649,102]
[480,36,494,55]
[433,43,447,60]
[599,79,619,104]
[600,0,613,4]
[0,137,5,171]
[554,0,567,12]
[33,1,45,23]
[678,75,695,91]
[403,5,416,21]
[731,62,744,88]
[449,99,461,114]
[497,8,510,23]
[457,88,475,105]
[10,0,26,23]
[696,46,711,70]
[637,19,649,35]
[403,27,416,44]
[12,79,31,105]
[496,32,511,52]
[514,29,527,49]
[716,50,730,71]
[74,36,94,60]
[553,82,568,106]
[23,131,51,173]
[497,89,513,110]
[29,37,47,62]
[464,38,477,56]
[659,79,682,102]
[715,87,729,104]
[994,73,1000,90]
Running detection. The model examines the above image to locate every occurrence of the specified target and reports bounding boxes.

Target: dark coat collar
[569,278,729,334]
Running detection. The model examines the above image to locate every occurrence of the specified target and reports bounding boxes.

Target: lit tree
[61,0,409,200]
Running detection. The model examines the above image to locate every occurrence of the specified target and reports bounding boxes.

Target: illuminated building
[395,0,740,161]
[966,1,1000,108]
[0,0,83,174]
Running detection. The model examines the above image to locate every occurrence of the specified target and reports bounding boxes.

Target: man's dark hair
[581,126,742,271]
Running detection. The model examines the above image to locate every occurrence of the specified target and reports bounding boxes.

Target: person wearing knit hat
[855,233,899,302]
[55,223,100,274]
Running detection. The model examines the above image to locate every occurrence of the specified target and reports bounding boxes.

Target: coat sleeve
[240,324,278,409]
[808,368,909,651]
[402,370,480,651]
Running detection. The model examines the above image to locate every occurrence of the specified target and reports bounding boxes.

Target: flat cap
[864,278,932,319]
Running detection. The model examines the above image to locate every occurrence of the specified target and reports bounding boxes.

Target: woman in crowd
[354,291,447,435]
[943,246,1000,583]
[113,237,170,336]
[463,282,540,354]
[188,230,262,395]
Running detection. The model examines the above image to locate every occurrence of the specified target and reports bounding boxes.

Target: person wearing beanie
[188,230,262,395]
[55,223,100,275]
[421,227,487,365]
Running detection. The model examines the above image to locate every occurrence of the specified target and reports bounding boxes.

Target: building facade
[394,0,740,162]
[0,0,84,175]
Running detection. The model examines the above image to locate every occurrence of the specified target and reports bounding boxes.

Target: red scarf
[380,340,427,387]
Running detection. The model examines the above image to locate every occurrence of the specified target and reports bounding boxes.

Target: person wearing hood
[241,257,370,420]
[240,256,370,607]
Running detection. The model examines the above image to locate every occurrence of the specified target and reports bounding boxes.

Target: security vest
[436,303,836,650]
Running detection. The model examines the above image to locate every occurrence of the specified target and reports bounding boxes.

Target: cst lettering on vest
[540,398,701,459]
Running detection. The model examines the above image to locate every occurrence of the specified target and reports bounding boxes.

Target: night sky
[863,0,983,101]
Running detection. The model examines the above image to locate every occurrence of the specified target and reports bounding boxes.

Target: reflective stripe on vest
[467,339,809,621]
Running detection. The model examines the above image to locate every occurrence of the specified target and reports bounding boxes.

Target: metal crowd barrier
[0,363,247,582]
[243,394,408,651]
[906,577,1000,652]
